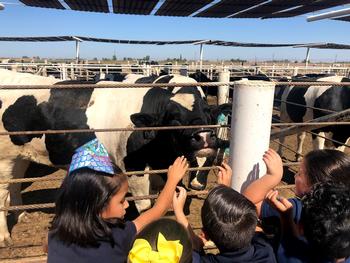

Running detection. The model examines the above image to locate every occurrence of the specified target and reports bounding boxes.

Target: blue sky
[1,1,350,62]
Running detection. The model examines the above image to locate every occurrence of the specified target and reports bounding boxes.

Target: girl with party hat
[47,139,188,263]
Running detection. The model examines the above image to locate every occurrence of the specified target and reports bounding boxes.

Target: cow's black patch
[189,71,217,97]
[2,95,45,145]
[135,75,159,84]
[40,83,95,165]
[0,99,2,109]
[286,87,308,122]
[313,86,350,147]
[155,75,175,92]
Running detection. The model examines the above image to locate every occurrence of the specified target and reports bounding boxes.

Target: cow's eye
[192,134,201,141]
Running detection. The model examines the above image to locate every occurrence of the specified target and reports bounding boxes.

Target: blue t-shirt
[48,221,137,263]
[279,235,350,263]
[261,198,350,263]
[196,232,277,263]
[261,197,302,223]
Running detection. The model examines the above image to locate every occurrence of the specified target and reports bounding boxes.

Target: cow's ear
[131,113,159,127]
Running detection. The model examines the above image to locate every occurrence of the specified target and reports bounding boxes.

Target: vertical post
[199,44,204,71]
[305,47,311,68]
[293,67,299,76]
[70,62,74,80]
[229,80,275,192]
[75,40,80,64]
[218,66,230,105]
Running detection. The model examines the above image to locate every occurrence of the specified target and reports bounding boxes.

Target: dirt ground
[0,130,315,262]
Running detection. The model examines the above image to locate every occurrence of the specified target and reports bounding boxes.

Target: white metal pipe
[75,40,80,63]
[218,67,230,105]
[307,7,350,22]
[229,80,275,193]
[199,44,204,71]
[305,47,311,67]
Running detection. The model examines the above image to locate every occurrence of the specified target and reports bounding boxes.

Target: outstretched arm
[173,187,204,251]
[133,156,188,232]
[265,190,299,238]
[243,148,283,217]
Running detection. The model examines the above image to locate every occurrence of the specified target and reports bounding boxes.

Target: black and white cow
[0,69,227,246]
[277,74,350,159]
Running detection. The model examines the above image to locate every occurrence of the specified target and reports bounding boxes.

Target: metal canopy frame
[17,0,350,19]
[1,36,349,64]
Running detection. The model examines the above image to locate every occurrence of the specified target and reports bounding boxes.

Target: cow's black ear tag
[130,113,158,127]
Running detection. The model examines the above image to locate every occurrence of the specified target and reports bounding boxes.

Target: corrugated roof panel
[155,0,213,17]
[232,0,308,18]
[20,0,65,9]
[64,0,109,13]
[0,36,73,42]
[112,0,158,14]
[265,0,350,18]
[195,0,266,18]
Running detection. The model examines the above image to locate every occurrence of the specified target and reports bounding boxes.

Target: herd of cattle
[0,68,349,246]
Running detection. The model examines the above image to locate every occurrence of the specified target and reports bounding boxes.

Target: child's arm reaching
[173,186,204,251]
[243,148,283,217]
[217,162,232,187]
[133,156,188,233]
[265,190,299,238]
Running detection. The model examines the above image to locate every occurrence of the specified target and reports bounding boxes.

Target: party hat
[69,138,114,175]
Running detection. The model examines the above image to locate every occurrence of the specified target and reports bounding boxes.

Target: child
[128,218,195,263]
[173,163,277,263]
[267,181,350,263]
[243,149,350,261]
[47,138,188,263]
[244,148,350,220]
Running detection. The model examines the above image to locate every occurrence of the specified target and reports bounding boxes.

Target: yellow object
[128,232,183,263]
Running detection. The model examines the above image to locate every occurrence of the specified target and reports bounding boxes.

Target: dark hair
[133,218,193,263]
[303,149,350,186]
[201,185,257,252]
[301,181,350,260]
[50,168,128,247]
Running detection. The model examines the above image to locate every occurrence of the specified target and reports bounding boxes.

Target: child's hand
[263,148,283,180]
[265,190,293,216]
[167,156,188,184]
[172,186,187,213]
[217,162,232,186]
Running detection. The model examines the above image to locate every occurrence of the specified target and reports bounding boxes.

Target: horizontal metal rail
[271,108,350,140]
[1,122,350,137]
[275,98,336,114]
[0,184,295,212]
[0,162,300,185]
[0,81,350,90]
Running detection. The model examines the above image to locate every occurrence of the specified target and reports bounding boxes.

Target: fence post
[229,80,275,192]
[218,66,230,105]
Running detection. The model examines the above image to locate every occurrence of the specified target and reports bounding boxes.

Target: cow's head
[130,89,226,160]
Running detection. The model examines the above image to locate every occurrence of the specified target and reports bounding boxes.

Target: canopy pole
[75,40,80,63]
[305,47,311,67]
[229,80,275,193]
[199,44,204,71]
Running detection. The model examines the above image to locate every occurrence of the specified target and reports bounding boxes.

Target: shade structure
[18,0,350,19]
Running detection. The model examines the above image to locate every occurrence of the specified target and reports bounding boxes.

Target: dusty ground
[0,131,312,261]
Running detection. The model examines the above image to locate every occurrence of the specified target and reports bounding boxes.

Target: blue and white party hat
[69,138,114,175]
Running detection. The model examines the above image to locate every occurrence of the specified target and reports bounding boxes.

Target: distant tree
[93,57,98,61]
[112,55,117,61]
[144,55,150,61]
